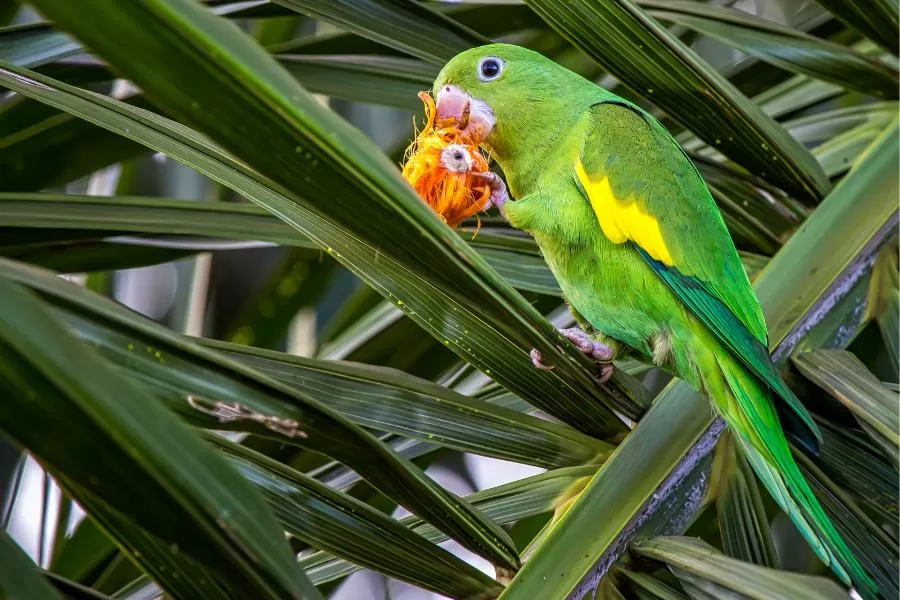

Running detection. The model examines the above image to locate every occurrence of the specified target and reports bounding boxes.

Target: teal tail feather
[707,352,877,598]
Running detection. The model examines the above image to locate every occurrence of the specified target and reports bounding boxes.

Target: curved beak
[435,84,495,141]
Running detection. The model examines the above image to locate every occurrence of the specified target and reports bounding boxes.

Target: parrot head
[432,43,589,163]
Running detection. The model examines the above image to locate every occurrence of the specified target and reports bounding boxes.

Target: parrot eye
[477,57,504,82]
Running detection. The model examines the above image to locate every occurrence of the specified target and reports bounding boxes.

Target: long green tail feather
[736,439,848,578]
[709,352,877,598]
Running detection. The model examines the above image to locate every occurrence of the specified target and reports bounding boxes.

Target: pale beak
[435,84,495,141]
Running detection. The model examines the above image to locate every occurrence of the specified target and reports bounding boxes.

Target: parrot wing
[574,100,821,451]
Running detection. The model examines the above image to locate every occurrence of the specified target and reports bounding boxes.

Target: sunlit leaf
[633,537,848,600]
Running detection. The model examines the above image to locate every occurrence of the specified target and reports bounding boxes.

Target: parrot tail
[696,347,876,598]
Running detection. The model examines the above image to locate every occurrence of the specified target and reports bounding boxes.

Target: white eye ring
[477,57,504,82]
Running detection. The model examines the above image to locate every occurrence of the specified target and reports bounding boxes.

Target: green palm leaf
[643,1,899,98]
[633,537,848,599]
[523,0,829,202]
[2,0,897,597]
[0,255,519,572]
[0,276,319,600]
[0,52,638,437]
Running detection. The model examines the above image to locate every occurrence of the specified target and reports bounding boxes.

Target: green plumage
[434,43,875,596]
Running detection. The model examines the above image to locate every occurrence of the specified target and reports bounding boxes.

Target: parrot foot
[473,171,509,212]
[559,327,616,362]
[530,327,616,383]
[595,363,616,385]
[530,348,555,370]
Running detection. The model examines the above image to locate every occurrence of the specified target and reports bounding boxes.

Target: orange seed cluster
[401,92,491,228]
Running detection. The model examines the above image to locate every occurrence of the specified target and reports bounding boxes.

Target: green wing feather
[576,101,821,451]
[636,246,820,453]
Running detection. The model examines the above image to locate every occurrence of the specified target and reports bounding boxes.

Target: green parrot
[432,43,875,596]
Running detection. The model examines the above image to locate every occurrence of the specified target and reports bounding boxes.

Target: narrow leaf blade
[523,0,830,201]
[0,277,318,600]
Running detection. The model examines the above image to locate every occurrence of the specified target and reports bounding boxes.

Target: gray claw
[596,363,615,385]
[530,348,555,370]
[473,171,509,212]
[530,327,617,381]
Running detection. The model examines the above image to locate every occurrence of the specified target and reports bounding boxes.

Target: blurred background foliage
[0,0,897,599]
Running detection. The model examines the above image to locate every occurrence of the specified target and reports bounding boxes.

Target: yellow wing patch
[575,160,674,266]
